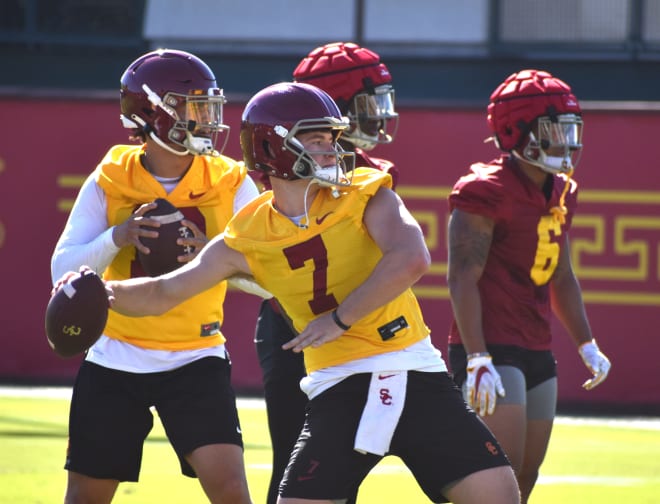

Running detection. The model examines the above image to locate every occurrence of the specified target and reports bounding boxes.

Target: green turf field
[1,387,658,503]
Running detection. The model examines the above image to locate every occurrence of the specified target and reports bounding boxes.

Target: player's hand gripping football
[177,219,209,263]
[578,340,611,390]
[466,353,505,416]
[112,201,160,254]
[52,266,111,304]
[50,268,82,296]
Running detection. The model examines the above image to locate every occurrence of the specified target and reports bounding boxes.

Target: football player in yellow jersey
[75,81,520,503]
[251,41,400,504]
[50,50,257,503]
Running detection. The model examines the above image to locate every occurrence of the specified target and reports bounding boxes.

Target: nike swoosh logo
[378,374,396,380]
[189,191,206,199]
[315,211,333,225]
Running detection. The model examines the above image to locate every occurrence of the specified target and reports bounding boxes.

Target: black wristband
[331,309,351,331]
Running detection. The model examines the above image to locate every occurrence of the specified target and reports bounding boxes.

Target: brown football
[45,269,109,358]
[137,198,192,277]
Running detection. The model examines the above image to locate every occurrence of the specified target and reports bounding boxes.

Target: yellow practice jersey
[96,144,248,351]
[224,168,430,372]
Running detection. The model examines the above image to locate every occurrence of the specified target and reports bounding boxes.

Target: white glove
[578,340,611,390]
[465,354,505,416]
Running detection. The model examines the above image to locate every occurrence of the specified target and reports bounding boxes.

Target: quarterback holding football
[49,49,258,503]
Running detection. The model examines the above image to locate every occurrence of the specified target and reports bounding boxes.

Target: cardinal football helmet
[293,42,398,150]
[120,49,229,156]
[240,82,355,186]
[487,69,583,174]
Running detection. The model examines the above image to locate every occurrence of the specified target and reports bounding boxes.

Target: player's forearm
[448,278,487,354]
[107,277,176,317]
[51,229,119,282]
[550,237,593,345]
[446,208,491,352]
[51,175,118,282]
[550,276,593,346]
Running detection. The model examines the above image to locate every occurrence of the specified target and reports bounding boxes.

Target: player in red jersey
[251,41,400,504]
[446,69,612,503]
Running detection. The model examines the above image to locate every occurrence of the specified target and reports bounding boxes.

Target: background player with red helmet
[250,41,400,504]
[446,69,612,503]
[293,41,399,185]
[50,49,258,503]
[94,80,520,503]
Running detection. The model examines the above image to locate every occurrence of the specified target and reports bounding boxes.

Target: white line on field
[1,386,659,430]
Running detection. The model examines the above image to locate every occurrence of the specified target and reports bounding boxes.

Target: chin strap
[298,179,315,229]
[550,167,574,224]
[149,131,190,156]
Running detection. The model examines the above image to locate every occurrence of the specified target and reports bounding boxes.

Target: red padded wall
[0,97,657,409]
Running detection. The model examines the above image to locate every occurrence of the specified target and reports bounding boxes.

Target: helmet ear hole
[294,160,311,177]
[515,119,531,149]
[361,76,374,93]
[153,114,170,137]
[262,140,276,159]
[288,137,311,176]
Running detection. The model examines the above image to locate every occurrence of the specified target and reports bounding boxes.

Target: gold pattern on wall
[55,178,660,305]
[57,175,87,212]
[400,186,660,306]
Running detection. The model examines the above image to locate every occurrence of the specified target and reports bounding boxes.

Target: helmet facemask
[515,114,583,174]
[344,84,399,150]
[283,118,355,187]
[141,84,229,156]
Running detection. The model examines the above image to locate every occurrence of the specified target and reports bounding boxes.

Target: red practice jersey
[448,156,578,350]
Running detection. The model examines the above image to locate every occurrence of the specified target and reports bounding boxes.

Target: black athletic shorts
[278,371,510,502]
[448,343,557,390]
[65,356,243,481]
[254,299,306,387]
